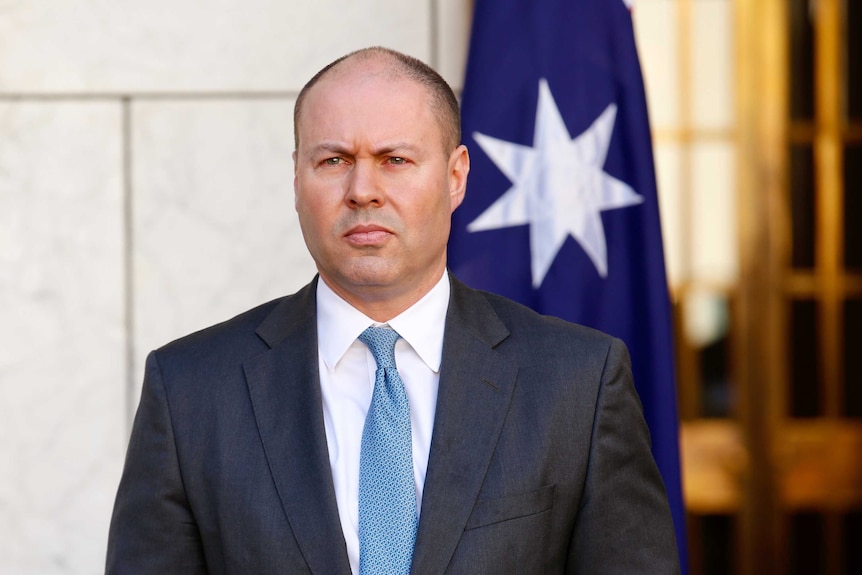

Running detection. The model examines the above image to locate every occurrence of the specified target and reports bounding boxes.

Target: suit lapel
[243,279,351,575]
[411,277,518,574]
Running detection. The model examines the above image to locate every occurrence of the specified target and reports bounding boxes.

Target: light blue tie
[357,326,418,575]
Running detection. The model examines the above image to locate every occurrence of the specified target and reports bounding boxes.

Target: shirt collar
[316,272,450,373]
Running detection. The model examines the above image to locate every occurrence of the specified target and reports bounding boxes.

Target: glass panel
[789,512,825,575]
[790,145,816,269]
[845,299,862,418]
[631,0,680,129]
[789,0,815,120]
[701,514,734,575]
[790,299,820,417]
[683,290,733,418]
[654,142,684,286]
[847,0,862,120]
[845,144,862,270]
[844,511,862,575]
[691,0,734,130]
[691,142,738,284]
[700,328,732,418]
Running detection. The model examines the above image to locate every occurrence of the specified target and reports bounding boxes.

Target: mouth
[343,224,394,246]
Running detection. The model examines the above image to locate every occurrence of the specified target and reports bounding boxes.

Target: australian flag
[448,0,687,567]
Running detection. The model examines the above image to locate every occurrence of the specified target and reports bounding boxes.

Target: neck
[319,270,446,323]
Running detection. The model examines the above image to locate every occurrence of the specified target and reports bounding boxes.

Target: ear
[447,144,470,212]
[292,150,299,209]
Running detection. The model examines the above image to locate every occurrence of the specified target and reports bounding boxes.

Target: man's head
[294,47,462,154]
[292,47,470,321]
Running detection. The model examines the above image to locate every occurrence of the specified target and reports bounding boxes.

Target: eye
[322,157,344,166]
[387,157,407,165]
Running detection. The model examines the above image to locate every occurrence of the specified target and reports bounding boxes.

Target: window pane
[789,0,815,120]
[845,299,862,418]
[847,0,862,120]
[691,0,734,130]
[790,299,819,417]
[844,511,862,575]
[682,290,734,418]
[632,0,680,128]
[845,144,862,270]
[701,514,734,575]
[790,145,816,269]
[692,142,738,284]
[789,512,824,575]
[700,330,732,418]
[655,142,684,286]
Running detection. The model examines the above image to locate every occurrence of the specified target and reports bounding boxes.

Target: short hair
[293,46,461,153]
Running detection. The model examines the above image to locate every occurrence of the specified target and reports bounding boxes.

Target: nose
[344,160,384,208]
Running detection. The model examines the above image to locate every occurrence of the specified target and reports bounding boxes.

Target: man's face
[293,62,468,314]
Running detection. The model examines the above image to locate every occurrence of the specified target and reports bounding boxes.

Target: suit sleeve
[106,352,208,574]
[566,338,681,574]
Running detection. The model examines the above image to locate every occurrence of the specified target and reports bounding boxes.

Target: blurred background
[0,0,859,573]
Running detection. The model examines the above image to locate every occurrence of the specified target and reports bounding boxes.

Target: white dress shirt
[316,272,450,575]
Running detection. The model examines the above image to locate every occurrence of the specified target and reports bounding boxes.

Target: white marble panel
[691,140,738,284]
[132,99,317,403]
[691,0,734,130]
[653,141,684,287]
[0,102,125,574]
[435,0,473,92]
[632,0,680,129]
[0,0,432,94]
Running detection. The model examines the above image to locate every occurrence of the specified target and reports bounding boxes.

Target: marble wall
[0,2,472,573]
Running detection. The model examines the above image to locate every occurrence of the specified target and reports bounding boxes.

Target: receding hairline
[293,47,461,153]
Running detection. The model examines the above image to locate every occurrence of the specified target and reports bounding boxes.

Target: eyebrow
[307,142,351,157]
[306,141,420,157]
[368,142,418,156]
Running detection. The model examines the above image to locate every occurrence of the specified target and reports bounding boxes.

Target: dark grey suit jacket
[107,275,679,574]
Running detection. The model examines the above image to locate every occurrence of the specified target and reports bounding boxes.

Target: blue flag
[449,0,687,567]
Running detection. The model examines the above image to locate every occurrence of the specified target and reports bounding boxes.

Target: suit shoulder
[477,289,618,348]
[450,282,632,398]
[465,288,630,376]
[156,296,281,353]
[152,281,314,367]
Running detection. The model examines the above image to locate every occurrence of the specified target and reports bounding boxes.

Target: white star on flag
[467,78,644,286]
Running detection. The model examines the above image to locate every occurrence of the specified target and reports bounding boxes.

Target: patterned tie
[357,326,418,575]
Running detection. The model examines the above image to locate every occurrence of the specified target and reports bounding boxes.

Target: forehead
[297,64,441,146]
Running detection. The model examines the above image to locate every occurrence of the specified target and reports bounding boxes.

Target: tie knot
[359,326,401,369]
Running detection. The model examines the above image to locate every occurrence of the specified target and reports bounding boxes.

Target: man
[107,47,679,574]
